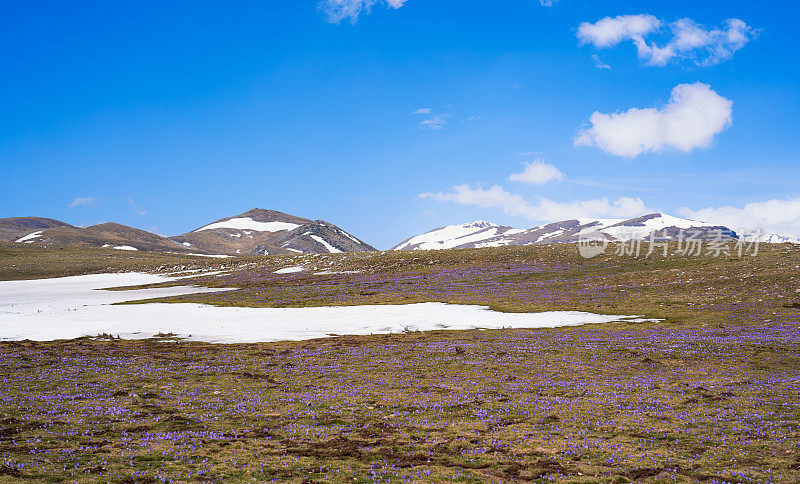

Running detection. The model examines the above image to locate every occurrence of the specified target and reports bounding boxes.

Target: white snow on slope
[0,273,655,343]
[397,214,733,251]
[15,231,43,243]
[274,266,305,274]
[194,217,300,233]
[395,221,522,250]
[114,245,138,251]
[474,239,511,248]
[600,214,714,240]
[185,253,233,258]
[310,235,342,253]
[534,229,565,242]
[341,230,364,245]
[574,218,624,232]
[600,214,715,241]
[743,233,800,244]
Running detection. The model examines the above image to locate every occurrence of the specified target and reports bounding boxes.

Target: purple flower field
[2,323,799,482]
[2,242,800,482]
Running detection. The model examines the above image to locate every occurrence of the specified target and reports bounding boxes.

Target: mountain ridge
[392,213,757,251]
[2,208,375,255]
[4,210,798,255]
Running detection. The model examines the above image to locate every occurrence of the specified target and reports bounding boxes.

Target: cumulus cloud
[578,14,660,48]
[68,197,97,208]
[679,197,800,238]
[508,160,564,185]
[575,82,733,158]
[319,0,407,24]
[578,15,756,66]
[412,107,432,115]
[420,184,646,221]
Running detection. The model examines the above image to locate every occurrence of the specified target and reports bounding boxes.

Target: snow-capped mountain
[392,221,524,251]
[392,213,745,251]
[3,208,376,256]
[170,208,375,255]
[741,232,800,244]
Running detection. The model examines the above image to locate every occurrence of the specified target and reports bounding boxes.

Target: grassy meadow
[1,242,800,482]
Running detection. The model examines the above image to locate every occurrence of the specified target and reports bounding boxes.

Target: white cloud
[578,14,660,49]
[128,197,147,216]
[578,15,756,66]
[420,184,646,221]
[679,197,800,238]
[413,108,451,129]
[539,0,558,6]
[319,0,407,24]
[591,54,611,70]
[419,113,450,130]
[508,160,564,185]
[575,82,733,158]
[68,197,97,208]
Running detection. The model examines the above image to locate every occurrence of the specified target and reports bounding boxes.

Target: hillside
[393,213,740,251]
[0,217,73,242]
[170,208,376,255]
[6,220,193,253]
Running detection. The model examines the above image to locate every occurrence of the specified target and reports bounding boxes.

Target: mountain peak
[174,208,375,255]
[234,208,311,224]
[464,220,497,228]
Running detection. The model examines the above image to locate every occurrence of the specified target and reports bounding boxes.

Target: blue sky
[1,0,798,248]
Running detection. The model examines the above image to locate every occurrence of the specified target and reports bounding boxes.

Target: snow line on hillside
[0,273,657,343]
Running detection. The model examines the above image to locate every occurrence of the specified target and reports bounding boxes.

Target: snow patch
[194,217,300,233]
[601,214,714,241]
[395,221,503,250]
[310,235,342,253]
[185,253,233,259]
[0,273,658,343]
[535,230,565,242]
[274,266,305,274]
[743,233,800,244]
[15,231,43,243]
[341,230,364,245]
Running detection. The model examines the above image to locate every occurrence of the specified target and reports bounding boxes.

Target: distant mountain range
[0,217,197,253]
[1,208,375,256]
[392,213,799,251]
[3,210,797,256]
